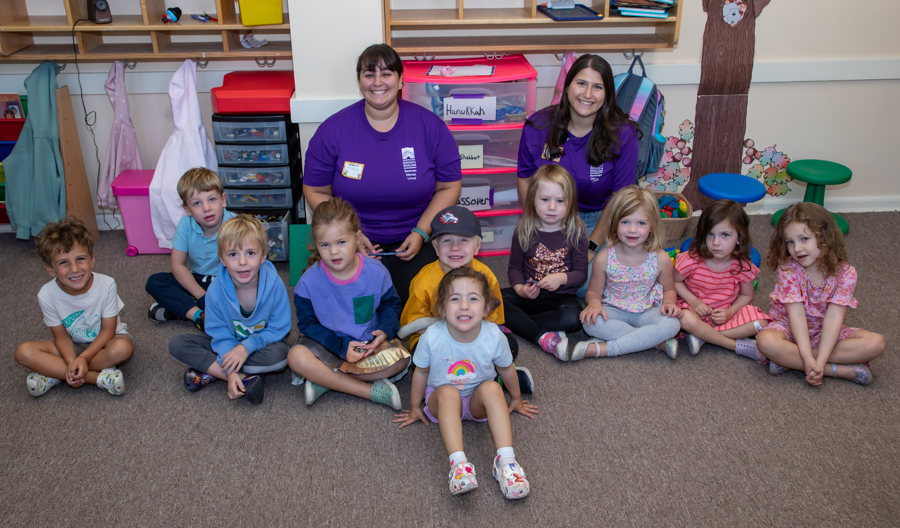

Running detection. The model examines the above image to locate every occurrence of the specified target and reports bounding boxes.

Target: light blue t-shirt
[171,209,237,276]
[413,320,513,396]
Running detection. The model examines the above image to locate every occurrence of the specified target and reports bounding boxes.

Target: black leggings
[371,238,438,307]
[501,288,584,345]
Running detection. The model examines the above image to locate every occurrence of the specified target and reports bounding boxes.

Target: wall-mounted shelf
[0,0,291,62]
[383,0,681,55]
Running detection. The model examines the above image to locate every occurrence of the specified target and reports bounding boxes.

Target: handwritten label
[443,97,497,122]
[459,145,484,169]
[481,229,495,243]
[457,185,491,212]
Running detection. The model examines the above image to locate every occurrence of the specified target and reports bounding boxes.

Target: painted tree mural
[681,0,772,210]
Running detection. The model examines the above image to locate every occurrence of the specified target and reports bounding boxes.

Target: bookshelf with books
[383,0,682,55]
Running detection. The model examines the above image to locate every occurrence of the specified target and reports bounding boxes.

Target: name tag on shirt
[342,161,364,180]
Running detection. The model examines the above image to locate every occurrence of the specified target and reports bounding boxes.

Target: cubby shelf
[383,0,681,55]
[0,0,291,61]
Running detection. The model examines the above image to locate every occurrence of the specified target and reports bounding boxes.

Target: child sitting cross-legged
[15,217,133,397]
[168,215,291,404]
[287,198,408,410]
[394,267,538,499]
[399,206,534,394]
[146,167,237,330]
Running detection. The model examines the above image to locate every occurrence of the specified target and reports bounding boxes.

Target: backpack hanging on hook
[614,54,665,180]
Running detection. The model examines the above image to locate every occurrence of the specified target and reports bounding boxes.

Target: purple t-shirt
[305,99,461,243]
[517,107,638,212]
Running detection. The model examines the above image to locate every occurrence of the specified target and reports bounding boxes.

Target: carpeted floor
[1,212,898,527]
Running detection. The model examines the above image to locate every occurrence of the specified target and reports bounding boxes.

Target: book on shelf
[0,93,23,119]
[617,9,669,18]
[612,0,673,9]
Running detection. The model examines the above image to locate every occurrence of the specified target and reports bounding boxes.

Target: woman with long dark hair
[517,54,639,295]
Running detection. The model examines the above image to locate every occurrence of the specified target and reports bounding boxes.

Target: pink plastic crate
[111,169,172,256]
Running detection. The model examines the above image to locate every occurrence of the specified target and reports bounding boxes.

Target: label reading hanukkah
[443,97,496,121]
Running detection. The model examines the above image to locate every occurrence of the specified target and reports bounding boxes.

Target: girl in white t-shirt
[393,267,538,500]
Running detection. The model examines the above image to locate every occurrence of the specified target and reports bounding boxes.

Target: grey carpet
[2,213,898,526]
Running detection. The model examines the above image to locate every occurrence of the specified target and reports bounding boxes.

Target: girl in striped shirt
[674,200,770,360]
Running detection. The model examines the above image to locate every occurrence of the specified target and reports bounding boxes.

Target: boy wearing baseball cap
[398,207,532,393]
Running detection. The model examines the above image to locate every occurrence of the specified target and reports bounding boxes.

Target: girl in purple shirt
[304,44,462,305]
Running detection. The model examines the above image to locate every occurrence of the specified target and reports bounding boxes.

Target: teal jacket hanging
[5,61,66,239]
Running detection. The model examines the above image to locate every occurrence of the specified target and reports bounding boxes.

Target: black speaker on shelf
[88,0,113,24]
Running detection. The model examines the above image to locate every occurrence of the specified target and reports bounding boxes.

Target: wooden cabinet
[0,0,290,61]
[383,0,681,55]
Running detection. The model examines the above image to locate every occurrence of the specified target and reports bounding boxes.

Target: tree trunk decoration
[682,0,772,210]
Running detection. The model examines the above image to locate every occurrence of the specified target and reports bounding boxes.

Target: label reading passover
[458,145,484,169]
[443,97,497,121]
[457,185,491,211]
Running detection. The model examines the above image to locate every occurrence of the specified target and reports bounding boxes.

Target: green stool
[771,159,851,235]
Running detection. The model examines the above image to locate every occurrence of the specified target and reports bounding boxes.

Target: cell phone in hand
[368,252,402,256]
[526,279,539,284]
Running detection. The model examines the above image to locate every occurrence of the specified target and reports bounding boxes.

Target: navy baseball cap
[428,206,482,242]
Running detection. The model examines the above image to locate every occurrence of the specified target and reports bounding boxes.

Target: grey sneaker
[686,334,704,355]
[304,380,329,406]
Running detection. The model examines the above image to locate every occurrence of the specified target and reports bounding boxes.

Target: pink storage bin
[111,169,172,256]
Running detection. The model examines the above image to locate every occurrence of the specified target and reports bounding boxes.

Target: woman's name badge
[541,144,562,162]
[342,161,364,180]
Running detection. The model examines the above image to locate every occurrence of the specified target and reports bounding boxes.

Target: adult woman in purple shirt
[304,44,462,305]
[517,55,639,294]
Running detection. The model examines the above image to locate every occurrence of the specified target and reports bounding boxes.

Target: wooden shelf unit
[0,0,291,61]
[383,0,681,55]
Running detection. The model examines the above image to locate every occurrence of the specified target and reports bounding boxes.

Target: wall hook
[413,53,435,62]
[124,59,137,69]
[196,58,209,68]
[266,57,276,67]
[484,52,504,60]
[623,49,644,59]
[553,51,566,61]
[55,60,67,71]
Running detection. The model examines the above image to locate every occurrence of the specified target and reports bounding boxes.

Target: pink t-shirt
[768,259,858,327]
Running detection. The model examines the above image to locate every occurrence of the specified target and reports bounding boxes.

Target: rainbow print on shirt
[446,359,477,387]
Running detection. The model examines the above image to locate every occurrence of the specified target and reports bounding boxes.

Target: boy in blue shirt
[168,215,290,404]
[146,167,236,330]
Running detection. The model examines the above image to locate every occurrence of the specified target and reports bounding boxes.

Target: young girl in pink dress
[756,203,885,386]
[675,200,770,360]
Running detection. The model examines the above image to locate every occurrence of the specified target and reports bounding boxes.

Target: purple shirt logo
[402,147,417,180]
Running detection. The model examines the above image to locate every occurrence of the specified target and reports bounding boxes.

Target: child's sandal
[831,363,872,386]
[571,338,601,361]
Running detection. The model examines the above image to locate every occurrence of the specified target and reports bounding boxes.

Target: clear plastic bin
[461,172,519,206]
[450,125,521,171]
[233,210,290,262]
[403,80,535,124]
[220,165,293,187]
[478,213,520,252]
[225,187,294,209]
[213,120,287,143]
[217,144,291,165]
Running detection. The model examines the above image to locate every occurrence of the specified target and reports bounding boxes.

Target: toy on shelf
[658,194,689,219]
[221,126,281,141]
[222,148,283,163]
[227,170,286,185]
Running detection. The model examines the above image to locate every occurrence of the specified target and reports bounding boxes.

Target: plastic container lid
[211,71,296,115]
[402,55,537,84]
[111,169,155,196]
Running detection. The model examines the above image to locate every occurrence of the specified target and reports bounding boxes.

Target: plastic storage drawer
[478,213,520,253]
[220,160,299,188]
[213,120,287,144]
[217,143,292,165]
[233,210,291,262]
[461,172,519,207]
[450,124,521,171]
[403,80,535,124]
[226,187,294,209]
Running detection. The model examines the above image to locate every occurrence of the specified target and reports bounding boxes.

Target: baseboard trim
[743,195,900,215]
[0,212,124,234]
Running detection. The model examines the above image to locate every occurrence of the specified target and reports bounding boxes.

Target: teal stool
[771,160,851,235]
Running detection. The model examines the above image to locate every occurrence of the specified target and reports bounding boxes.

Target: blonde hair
[604,185,663,252]
[36,217,94,265]
[767,202,847,276]
[307,198,362,269]
[518,165,586,250]
[217,215,268,259]
[177,167,224,205]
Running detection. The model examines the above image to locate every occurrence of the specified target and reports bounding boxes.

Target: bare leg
[720,320,768,339]
[287,345,372,400]
[759,328,886,377]
[756,329,805,370]
[186,306,201,320]
[15,337,132,386]
[468,381,513,448]
[429,385,464,455]
[584,342,608,358]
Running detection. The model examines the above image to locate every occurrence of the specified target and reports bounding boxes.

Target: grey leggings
[582,305,681,357]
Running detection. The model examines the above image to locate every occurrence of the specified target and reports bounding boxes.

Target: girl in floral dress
[756,203,885,385]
